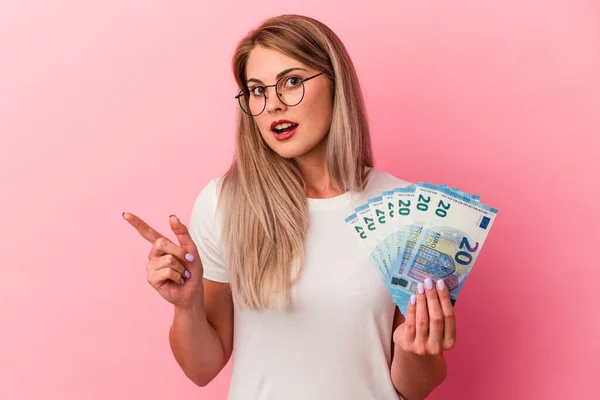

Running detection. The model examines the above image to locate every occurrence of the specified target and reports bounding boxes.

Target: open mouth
[272,123,299,134]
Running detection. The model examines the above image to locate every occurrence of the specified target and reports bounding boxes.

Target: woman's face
[244,45,334,160]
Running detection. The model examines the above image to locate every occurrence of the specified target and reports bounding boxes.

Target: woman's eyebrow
[247,67,308,84]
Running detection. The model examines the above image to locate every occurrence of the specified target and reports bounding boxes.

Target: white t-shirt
[189,168,413,400]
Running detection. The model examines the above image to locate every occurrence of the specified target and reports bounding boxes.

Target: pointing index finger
[122,212,166,244]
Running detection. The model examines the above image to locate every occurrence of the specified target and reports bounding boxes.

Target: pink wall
[1,1,598,399]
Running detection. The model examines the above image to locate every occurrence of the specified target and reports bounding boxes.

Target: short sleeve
[189,178,230,283]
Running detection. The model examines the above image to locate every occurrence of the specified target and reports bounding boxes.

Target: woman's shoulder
[365,167,414,192]
[191,175,227,222]
[349,167,413,208]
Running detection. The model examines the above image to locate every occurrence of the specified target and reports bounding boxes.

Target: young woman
[124,14,455,400]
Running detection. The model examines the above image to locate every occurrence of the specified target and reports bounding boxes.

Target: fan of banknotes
[344,182,498,315]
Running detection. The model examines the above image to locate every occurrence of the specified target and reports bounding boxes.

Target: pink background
[1,1,599,399]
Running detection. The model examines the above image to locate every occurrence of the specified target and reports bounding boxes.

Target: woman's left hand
[393,277,456,356]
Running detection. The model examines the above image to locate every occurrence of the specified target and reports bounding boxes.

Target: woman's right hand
[122,212,204,309]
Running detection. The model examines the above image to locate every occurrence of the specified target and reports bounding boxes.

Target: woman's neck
[294,147,343,199]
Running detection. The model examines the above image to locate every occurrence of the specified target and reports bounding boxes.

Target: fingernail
[185,253,194,262]
[437,279,446,291]
[410,295,416,305]
[122,212,126,219]
[184,270,191,279]
[180,278,184,285]
[417,282,424,295]
[424,278,433,290]
[170,214,176,219]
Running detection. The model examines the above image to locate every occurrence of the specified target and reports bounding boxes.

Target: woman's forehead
[246,46,309,82]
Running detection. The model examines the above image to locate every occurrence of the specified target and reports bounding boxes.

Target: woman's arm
[169,278,234,387]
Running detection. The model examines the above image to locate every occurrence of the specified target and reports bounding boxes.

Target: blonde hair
[217,14,374,311]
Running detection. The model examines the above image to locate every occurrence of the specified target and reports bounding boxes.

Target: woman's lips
[270,119,298,131]
[272,124,298,141]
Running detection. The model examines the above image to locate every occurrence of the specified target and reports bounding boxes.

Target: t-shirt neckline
[307,190,352,211]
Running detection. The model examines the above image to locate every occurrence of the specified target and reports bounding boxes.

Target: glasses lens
[238,89,265,116]
[277,76,305,106]
[237,76,307,116]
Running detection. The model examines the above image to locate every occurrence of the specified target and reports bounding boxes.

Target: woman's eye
[285,76,302,87]
[250,86,264,96]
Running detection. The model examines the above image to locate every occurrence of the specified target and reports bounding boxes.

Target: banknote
[367,195,395,271]
[390,183,443,285]
[389,185,417,277]
[401,184,498,305]
[344,212,389,281]
[381,189,398,268]
[345,181,498,315]
[390,184,482,286]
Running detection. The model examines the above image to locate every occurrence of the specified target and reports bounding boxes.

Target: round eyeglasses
[235,72,326,116]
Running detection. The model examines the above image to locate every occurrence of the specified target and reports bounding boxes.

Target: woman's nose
[264,87,286,113]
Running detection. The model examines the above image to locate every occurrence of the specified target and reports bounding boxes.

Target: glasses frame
[235,71,326,116]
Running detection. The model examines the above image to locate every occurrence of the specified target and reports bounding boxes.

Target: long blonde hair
[218,14,374,311]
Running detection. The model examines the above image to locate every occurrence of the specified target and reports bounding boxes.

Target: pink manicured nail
[184,270,191,279]
[185,253,194,262]
[417,282,424,295]
[424,278,433,290]
[437,279,446,291]
[410,295,416,306]
[180,278,184,285]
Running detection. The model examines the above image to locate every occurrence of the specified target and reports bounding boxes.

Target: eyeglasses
[235,72,326,116]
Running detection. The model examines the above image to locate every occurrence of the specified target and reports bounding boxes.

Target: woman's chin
[267,142,306,159]
[274,149,304,159]
[268,137,326,160]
